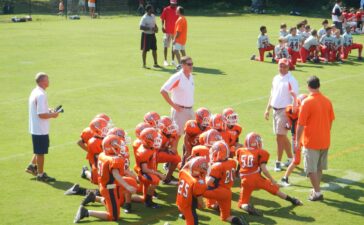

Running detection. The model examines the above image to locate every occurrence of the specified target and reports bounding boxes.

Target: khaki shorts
[163,33,174,48]
[273,108,288,135]
[171,107,194,136]
[303,147,328,175]
[173,43,185,51]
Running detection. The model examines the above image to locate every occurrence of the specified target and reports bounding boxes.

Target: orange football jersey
[135,145,157,173]
[176,169,207,210]
[133,139,142,155]
[236,148,269,175]
[87,136,103,165]
[80,127,94,144]
[226,124,242,146]
[219,129,232,146]
[160,131,177,151]
[208,159,237,189]
[97,152,125,188]
[184,120,209,147]
[191,145,210,160]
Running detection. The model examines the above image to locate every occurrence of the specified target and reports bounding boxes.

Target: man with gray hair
[26,72,60,182]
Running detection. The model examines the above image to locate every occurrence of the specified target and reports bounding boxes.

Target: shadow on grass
[193,66,226,75]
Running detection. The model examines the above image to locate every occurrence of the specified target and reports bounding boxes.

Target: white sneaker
[163,60,169,66]
[282,159,292,167]
[274,162,282,172]
[280,177,291,187]
[171,60,176,66]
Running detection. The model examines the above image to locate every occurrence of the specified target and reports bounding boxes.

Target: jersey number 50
[178,179,190,198]
[240,155,254,168]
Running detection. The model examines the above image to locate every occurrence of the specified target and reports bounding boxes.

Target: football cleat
[73,206,89,223]
[280,177,291,187]
[145,201,160,209]
[124,203,132,214]
[81,191,96,206]
[81,166,88,179]
[241,204,263,216]
[291,197,303,206]
[64,183,80,195]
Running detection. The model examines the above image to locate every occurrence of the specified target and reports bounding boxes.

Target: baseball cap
[278,58,289,66]
[170,0,177,4]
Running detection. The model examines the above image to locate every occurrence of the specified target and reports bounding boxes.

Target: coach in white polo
[160,56,194,150]
[26,72,59,182]
[264,58,299,172]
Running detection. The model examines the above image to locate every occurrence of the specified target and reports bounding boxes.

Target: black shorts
[141,33,157,51]
[32,134,49,154]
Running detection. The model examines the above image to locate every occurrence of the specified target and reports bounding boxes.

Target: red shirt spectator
[160,3,179,34]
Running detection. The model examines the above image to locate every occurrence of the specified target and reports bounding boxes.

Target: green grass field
[1,13,364,225]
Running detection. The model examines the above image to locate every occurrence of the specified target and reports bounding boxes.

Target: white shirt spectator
[332,3,342,22]
[140,13,156,34]
[318,28,327,38]
[29,86,49,135]
[161,70,194,107]
[270,72,299,109]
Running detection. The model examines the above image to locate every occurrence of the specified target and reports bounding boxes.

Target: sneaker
[36,173,56,182]
[274,162,282,172]
[291,197,303,206]
[308,192,324,201]
[281,177,290,187]
[266,52,273,58]
[81,191,96,206]
[153,64,161,68]
[163,60,169,66]
[25,164,37,176]
[73,206,88,223]
[81,166,88,179]
[124,203,132,214]
[250,54,256,60]
[241,204,263,216]
[142,65,150,69]
[231,216,249,225]
[281,159,292,167]
[171,60,177,66]
[64,183,80,195]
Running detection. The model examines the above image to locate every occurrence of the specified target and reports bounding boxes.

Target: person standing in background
[173,6,188,70]
[160,0,179,67]
[26,72,60,182]
[332,0,343,33]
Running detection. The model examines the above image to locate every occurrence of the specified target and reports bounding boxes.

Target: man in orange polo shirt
[173,6,187,69]
[88,0,96,18]
[296,76,335,201]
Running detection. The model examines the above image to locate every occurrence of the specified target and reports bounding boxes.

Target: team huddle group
[251,18,363,69]
[68,103,309,225]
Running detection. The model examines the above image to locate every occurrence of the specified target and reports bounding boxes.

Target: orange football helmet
[209,114,225,131]
[222,108,239,126]
[95,113,113,128]
[195,107,211,127]
[140,127,162,149]
[199,129,222,146]
[107,127,131,144]
[210,140,229,162]
[102,135,126,156]
[158,116,178,135]
[244,132,263,150]
[144,111,160,128]
[188,156,209,178]
[89,118,109,137]
[135,122,152,139]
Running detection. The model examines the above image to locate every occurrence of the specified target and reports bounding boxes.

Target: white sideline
[0,72,362,161]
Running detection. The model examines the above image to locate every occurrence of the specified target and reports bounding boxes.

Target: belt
[273,107,285,111]
[176,104,193,109]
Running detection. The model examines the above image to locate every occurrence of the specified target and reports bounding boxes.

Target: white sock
[38,173,44,177]
[315,191,321,196]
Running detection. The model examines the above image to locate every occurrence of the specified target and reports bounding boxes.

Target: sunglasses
[185,62,193,66]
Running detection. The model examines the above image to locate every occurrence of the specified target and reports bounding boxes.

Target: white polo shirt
[270,72,299,109]
[29,86,50,135]
[332,3,342,22]
[161,70,194,107]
